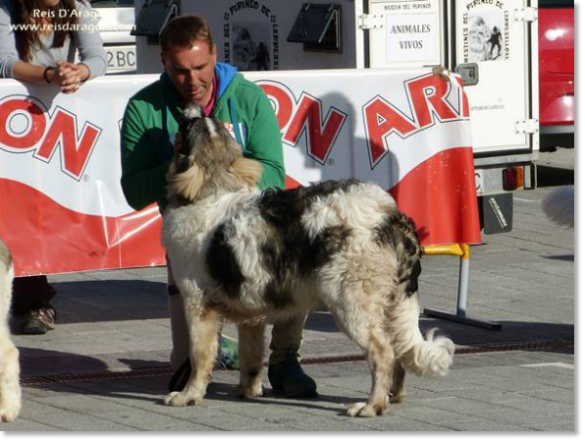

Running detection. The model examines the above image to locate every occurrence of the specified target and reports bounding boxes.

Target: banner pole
[422,244,502,330]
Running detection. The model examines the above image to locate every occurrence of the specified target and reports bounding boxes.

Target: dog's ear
[230,157,263,188]
[167,159,206,202]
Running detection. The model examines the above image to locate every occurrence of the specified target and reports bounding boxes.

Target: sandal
[21,304,57,335]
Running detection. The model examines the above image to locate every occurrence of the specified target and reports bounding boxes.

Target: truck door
[362,0,539,156]
[452,0,538,155]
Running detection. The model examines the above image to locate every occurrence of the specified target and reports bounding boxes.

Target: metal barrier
[422,244,502,330]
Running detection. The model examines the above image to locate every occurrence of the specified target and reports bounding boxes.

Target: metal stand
[422,244,502,330]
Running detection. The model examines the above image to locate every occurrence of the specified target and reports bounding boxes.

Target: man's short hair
[160,15,215,53]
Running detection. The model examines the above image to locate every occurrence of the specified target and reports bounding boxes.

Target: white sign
[386,13,438,63]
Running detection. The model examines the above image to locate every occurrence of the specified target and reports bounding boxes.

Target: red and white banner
[0,68,480,277]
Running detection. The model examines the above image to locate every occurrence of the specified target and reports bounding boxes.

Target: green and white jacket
[120,62,285,212]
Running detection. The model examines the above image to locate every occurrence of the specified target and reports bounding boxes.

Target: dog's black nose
[183,103,204,120]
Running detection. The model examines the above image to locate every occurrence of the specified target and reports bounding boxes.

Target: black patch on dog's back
[206,222,245,299]
[374,212,421,297]
[260,179,360,230]
[257,180,357,300]
[300,225,351,274]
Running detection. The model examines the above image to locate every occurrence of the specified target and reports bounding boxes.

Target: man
[488,26,502,60]
[119,15,317,398]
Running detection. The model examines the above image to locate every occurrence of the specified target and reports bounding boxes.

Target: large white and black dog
[162,104,455,417]
[0,239,21,422]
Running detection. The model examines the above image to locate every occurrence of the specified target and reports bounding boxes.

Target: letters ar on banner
[0,69,480,277]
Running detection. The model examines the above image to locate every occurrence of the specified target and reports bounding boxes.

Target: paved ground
[1,151,576,432]
[538,146,576,172]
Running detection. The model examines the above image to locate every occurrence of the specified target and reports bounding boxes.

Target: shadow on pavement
[420,319,574,348]
[544,254,574,262]
[306,310,573,346]
[18,348,170,378]
[48,280,168,324]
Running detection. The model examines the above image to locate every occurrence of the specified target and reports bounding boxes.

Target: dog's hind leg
[346,331,394,417]
[326,277,396,417]
[389,361,406,404]
[165,306,222,407]
[236,322,266,399]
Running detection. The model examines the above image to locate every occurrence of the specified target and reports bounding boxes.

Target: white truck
[132,0,539,234]
[90,0,136,73]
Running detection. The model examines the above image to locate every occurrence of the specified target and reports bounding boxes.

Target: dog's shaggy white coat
[0,240,21,422]
[162,104,455,417]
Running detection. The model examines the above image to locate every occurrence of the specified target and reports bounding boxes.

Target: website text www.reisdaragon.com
[10,23,135,33]
[10,7,135,33]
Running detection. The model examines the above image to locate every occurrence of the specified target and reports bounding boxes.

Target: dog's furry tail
[378,207,454,377]
[542,186,574,228]
[400,327,455,378]
[390,295,455,378]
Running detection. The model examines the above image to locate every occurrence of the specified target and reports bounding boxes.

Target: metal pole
[422,243,501,330]
[456,244,470,317]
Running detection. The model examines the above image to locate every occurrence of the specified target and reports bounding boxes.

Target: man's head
[160,15,217,107]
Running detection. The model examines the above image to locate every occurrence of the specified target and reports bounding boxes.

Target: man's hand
[431,66,451,82]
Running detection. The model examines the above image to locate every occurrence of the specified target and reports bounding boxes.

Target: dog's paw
[346,401,386,418]
[164,390,203,407]
[0,401,21,423]
[389,392,405,404]
[236,383,265,399]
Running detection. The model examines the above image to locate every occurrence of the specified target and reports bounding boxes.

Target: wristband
[43,66,54,84]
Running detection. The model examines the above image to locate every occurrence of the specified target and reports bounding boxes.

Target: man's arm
[245,91,286,190]
[120,100,171,211]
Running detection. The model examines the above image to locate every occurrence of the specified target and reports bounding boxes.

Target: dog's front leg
[236,322,266,399]
[0,338,21,422]
[165,306,221,407]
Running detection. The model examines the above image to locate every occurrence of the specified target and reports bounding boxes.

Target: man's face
[162,42,217,106]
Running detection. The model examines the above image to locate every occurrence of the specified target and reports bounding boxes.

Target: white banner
[0,68,479,276]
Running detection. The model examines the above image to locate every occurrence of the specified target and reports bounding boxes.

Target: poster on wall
[462,0,509,63]
[223,1,278,71]
[232,22,272,71]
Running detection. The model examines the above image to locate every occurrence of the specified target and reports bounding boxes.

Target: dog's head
[166,103,263,204]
